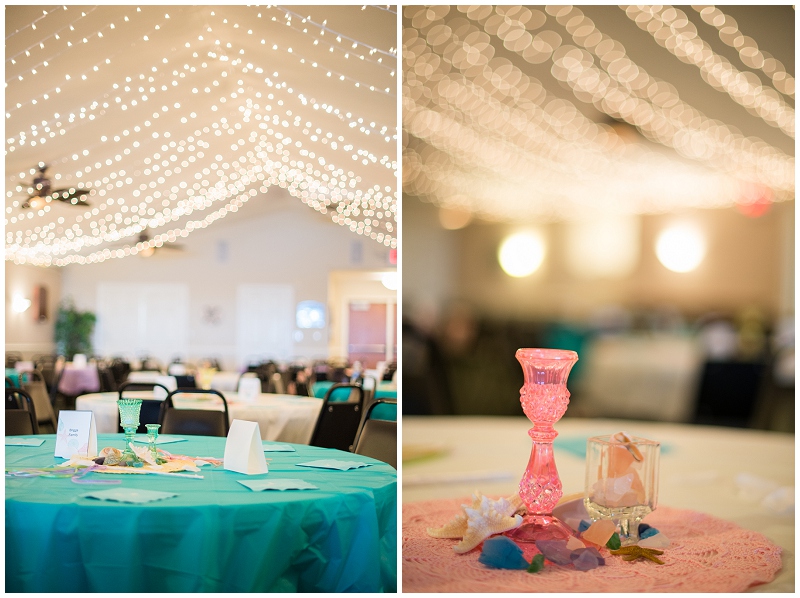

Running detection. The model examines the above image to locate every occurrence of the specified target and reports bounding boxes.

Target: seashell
[99,447,123,466]
[612,431,643,461]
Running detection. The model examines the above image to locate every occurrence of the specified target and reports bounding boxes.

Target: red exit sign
[389,249,397,265]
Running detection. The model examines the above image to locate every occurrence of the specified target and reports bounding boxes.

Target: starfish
[609,545,665,564]
[427,492,525,553]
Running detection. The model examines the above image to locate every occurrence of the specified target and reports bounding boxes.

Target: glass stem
[619,518,640,545]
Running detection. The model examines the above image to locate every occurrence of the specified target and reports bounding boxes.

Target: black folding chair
[352,399,397,468]
[6,387,39,435]
[308,384,364,452]
[173,375,197,389]
[118,381,170,434]
[20,369,58,432]
[5,351,23,369]
[159,389,230,437]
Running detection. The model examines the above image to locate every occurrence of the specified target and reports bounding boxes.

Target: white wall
[59,189,393,369]
[5,262,62,356]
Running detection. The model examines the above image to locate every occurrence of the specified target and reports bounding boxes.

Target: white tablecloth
[76,391,322,444]
[402,416,794,593]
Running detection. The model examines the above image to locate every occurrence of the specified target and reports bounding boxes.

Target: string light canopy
[6,5,398,267]
[402,5,793,223]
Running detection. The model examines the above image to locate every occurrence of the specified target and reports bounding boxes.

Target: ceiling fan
[131,228,186,257]
[16,163,91,209]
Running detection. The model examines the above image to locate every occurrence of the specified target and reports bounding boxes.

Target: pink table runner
[403,497,782,593]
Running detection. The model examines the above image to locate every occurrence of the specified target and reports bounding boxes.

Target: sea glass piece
[606,532,621,550]
[571,547,605,571]
[639,532,670,549]
[607,444,636,477]
[527,553,545,573]
[640,526,659,539]
[582,519,616,546]
[478,536,529,570]
[565,535,585,551]
[578,520,591,533]
[535,539,573,565]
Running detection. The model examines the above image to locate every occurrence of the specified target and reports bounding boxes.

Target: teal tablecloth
[6,434,397,592]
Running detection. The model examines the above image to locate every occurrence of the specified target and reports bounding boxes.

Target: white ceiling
[5,4,398,266]
[402,5,794,223]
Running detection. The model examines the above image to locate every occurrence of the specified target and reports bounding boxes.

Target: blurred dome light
[438,206,473,230]
[381,271,398,290]
[498,231,545,277]
[655,223,706,273]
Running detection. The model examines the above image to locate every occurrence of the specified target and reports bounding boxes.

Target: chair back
[5,387,39,435]
[98,366,118,392]
[5,351,23,369]
[160,389,230,437]
[173,374,197,389]
[20,370,58,431]
[308,385,365,452]
[353,419,396,468]
[366,398,397,422]
[314,381,364,404]
[118,381,170,434]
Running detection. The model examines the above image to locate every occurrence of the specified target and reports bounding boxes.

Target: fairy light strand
[691,4,795,99]
[271,5,396,58]
[621,5,794,136]
[6,5,397,263]
[7,10,175,115]
[6,7,146,86]
[447,5,792,196]
[400,4,792,223]
[6,7,99,64]
[4,5,65,41]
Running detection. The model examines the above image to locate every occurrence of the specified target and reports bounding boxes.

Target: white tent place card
[237,376,261,402]
[54,410,97,458]
[224,419,269,475]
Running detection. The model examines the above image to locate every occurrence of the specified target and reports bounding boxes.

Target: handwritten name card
[54,410,97,458]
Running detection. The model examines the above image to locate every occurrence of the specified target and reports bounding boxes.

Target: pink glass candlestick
[507,348,578,542]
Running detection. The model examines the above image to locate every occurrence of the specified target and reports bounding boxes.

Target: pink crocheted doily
[403,498,782,593]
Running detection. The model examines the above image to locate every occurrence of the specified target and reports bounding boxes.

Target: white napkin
[238,479,319,491]
[262,442,296,452]
[5,438,45,447]
[296,459,374,471]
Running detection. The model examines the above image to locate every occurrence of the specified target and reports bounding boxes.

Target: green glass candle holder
[117,398,143,459]
[146,423,161,463]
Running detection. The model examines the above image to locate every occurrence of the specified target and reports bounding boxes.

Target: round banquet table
[402,416,793,593]
[6,434,397,592]
[76,392,322,443]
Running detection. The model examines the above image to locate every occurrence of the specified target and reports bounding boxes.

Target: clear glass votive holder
[584,434,660,545]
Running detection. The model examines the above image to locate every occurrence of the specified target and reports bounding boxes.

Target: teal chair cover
[369,400,397,422]
[5,369,21,388]
[312,380,353,402]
